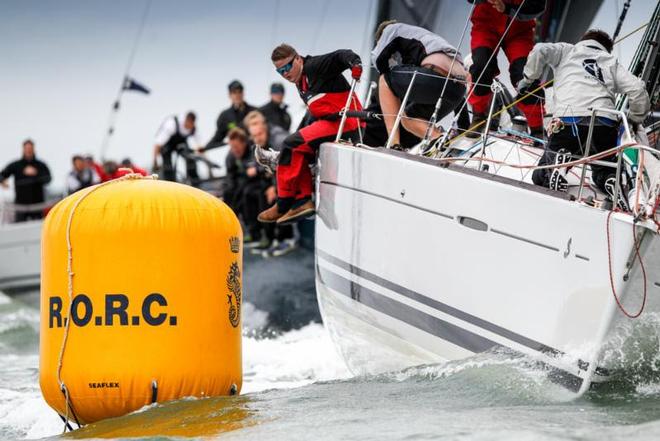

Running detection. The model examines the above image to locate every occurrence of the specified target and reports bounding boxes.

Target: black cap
[228,80,244,92]
[270,82,285,94]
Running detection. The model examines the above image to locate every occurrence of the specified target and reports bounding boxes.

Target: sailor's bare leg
[401,118,443,140]
[379,75,401,145]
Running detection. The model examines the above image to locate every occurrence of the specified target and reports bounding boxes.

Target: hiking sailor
[257,43,364,224]
[371,20,468,148]
[520,29,651,205]
[153,112,203,184]
[466,0,546,139]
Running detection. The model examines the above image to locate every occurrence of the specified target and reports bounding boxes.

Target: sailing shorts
[383,65,466,120]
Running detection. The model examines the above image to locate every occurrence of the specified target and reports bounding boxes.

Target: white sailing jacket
[523,39,650,123]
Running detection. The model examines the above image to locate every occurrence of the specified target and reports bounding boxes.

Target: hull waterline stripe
[317,264,584,393]
[318,266,500,354]
[320,181,454,220]
[317,249,610,379]
[317,249,564,358]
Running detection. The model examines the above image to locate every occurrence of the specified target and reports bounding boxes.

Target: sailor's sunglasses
[276,57,296,76]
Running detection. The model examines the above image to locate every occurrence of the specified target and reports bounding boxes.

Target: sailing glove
[351,64,363,81]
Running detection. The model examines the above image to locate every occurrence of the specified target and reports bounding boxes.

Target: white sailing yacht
[315,1,660,396]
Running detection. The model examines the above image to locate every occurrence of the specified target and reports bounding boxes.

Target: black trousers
[241,182,268,240]
[532,123,618,191]
[264,222,294,242]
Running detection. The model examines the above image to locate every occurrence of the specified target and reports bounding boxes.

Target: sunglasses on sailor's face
[276,57,296,76]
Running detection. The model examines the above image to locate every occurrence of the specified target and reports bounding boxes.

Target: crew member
[466,0,546,138]
[202,80,257,152]
[66,155,99,194]
[521,29,650,207]
[258,44,363,224]
[259,82,292,132]
[153,112,202,184]
[244,110,296,256]
[224,127,271,246]
[372,20,468,148]
[0,139,51,222]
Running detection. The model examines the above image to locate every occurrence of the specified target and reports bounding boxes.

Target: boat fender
[39,177,243,424]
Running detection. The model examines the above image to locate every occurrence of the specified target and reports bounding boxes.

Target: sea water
[3,289,660,441]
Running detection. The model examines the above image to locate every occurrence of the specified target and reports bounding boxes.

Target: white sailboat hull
[314,142,660,395]
[0,220,42,291]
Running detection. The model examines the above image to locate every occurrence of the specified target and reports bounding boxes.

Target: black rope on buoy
[58,414,74,432]
[151,380,158,404]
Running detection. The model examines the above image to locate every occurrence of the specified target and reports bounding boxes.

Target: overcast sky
[0,0,654,195]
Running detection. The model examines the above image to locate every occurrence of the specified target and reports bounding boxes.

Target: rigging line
[123,0,152,80]
[613,0,632,42]
[309,0,330,54]
[359,0,377,92]
[435,1,476,109]
[100,0,152,160]
[441,13,648,153]
[440,0,528,152]
[614,21,649,45]
[420,0,476,148]
[271,0,280,47]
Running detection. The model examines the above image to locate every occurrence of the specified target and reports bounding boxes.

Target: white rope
[431,0,476,117]
[55,170,157,430]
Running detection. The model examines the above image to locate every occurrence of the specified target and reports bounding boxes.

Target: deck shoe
[603,176,631,212]
[258,204,286,223]
[549,149,570,192]
[277,200,315,225]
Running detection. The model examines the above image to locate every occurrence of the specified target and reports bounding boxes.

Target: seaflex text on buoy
[47,293,178,328]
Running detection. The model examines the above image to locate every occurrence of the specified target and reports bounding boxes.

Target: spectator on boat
[0,139,51,222]
[522,29,650,206]
[259,82,292,132]
[466,0,545,139]
[224,127,271,247]
[66,154,99,194]
[120,158,148,176]
[258,44,363,224]
[244,110,297,256]
[91,159,148,182]
[371,21,469,148]
[153,112,202,185]
[202,80,257,152]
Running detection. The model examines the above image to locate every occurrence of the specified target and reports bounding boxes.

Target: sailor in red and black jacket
[467,0,546,139]
[258,43,364,225]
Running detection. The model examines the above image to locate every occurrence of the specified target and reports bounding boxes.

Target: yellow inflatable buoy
[40,176,243,425]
